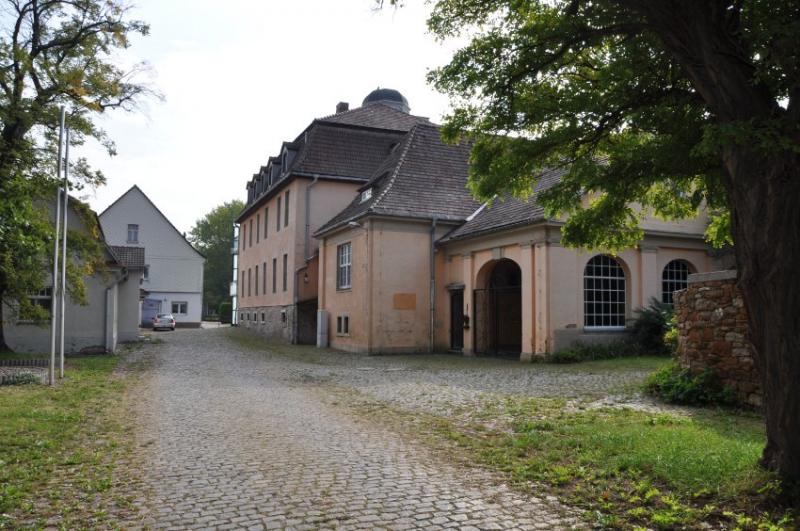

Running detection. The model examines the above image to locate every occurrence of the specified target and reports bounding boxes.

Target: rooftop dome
[362,87,410,113]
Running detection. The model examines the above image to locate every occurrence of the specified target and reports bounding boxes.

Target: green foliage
[189,200,245,313]
[547,340,642,364]
[218,302,232,324]
[631,298,675,355]
[0,1,153,346]
[0,372,40,386]
[425,0,799,252]
[645,361,737,407]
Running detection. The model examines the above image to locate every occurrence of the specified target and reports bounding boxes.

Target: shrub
[547,340,642,363]
[218,302,232,324]
[0,372,40,386]
[631,298,675,355]
[644,361,736,406]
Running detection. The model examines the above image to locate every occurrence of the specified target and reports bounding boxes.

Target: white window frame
[360,188,372,203]
[127,224,139,243]
[662,260,691,305]
[171,301,188,315]
[583,255,627,330]
[337,242,352,290]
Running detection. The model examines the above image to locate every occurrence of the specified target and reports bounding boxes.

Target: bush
[631,298,675,355]
[547,340,643,364]
[644,361,736,406]
[0,372,40,386]
[218,301,232,324]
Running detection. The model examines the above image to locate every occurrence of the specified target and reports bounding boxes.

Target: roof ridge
[317,102,405,122]
[369,125,419,214]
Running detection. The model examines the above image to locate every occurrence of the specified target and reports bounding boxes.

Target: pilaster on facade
[533,241,550,355]
[639,245,660,308]
[519,243,536,361]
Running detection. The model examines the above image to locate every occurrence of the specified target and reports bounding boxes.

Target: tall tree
[418,0,799,481]
[0,0,151,350]
[189,200,244,316]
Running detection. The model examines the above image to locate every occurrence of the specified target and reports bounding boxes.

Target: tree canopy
[427,0,797,251]
[0,0,153,348]
[189,200,244,316]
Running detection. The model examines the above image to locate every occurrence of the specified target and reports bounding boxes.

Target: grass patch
[0,353,138,528]
[351,393,796,529]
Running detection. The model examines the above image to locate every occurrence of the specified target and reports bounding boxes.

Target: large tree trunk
[727,148,800,482]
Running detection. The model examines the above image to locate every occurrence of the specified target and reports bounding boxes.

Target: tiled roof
[437,167,566,243]
[109,245,146,269]
[292,124,406,179]
[315,124,482,236]
[236,123,408,222]
[317,103,432,132]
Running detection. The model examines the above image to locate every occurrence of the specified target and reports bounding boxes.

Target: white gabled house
[99,185,205,327]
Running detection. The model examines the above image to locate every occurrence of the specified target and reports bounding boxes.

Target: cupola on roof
[362,87,410,113]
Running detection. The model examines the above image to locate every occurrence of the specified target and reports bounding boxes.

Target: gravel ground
[120,327,590,530]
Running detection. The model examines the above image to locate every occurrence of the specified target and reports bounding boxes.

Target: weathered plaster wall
[674,270,761,407]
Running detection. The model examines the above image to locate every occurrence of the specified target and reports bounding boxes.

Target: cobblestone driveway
[125,328,585,530]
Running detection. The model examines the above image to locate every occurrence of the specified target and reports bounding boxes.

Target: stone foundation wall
[238,304,295,343]
[674,270,761,407]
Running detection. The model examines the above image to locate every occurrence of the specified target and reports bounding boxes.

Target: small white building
[3,198,144,353]
[99,186,205,327]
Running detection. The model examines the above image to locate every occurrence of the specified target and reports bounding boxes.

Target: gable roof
[315,124,482,236]
[317,102,431,132]
[437,167,566,243]
[108,245,146,269]
[99,185,205,259]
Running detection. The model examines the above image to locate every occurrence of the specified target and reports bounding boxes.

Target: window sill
[336,287,352,293]
[583,326,627,333]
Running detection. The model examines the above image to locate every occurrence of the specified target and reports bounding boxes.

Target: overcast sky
[81,0,460,234]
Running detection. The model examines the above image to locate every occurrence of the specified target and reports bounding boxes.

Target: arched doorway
[474,259,522,356]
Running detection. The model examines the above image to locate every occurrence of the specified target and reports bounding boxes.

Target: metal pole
[48,107,66,386]
[59,128,70,378]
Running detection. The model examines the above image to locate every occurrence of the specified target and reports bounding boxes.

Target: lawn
[0,352,136,529]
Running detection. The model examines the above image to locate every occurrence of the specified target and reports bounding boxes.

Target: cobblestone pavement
[229,332,665,421]
[125,328,584,530]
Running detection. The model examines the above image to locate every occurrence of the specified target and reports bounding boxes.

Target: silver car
[152,313,176,331]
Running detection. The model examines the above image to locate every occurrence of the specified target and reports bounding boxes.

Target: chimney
[336,101,349,114]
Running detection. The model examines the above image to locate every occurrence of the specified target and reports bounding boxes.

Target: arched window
[584,255,626,328]
[662,260,691,304]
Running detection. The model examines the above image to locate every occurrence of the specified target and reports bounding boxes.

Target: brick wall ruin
[674,270,762,408]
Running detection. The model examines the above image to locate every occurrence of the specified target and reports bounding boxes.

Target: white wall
[146,291,203,326]
[99,186,204,324]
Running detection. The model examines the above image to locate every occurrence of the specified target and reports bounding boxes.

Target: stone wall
[674,270,761,407]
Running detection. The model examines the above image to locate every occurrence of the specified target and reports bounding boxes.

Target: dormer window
[360,188,373,203]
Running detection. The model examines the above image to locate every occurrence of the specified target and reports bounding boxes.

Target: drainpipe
[430,217,437,353]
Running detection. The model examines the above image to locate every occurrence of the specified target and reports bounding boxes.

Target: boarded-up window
[393,293,416,310]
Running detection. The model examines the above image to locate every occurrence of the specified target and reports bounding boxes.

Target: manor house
[235,88,722,359]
